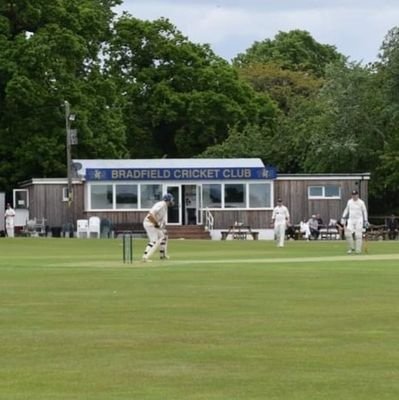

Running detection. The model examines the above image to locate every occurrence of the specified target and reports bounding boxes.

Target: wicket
[122,234,133,263]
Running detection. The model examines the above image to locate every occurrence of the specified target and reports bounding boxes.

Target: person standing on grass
[142,193,174,262]
[272,198,290,247]
[386,214,398,240]
[4,203,16,238]
[342,190,368,254]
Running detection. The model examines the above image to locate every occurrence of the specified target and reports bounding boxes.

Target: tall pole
[64,100,73,219]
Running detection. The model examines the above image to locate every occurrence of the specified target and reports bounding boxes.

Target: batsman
[141,193,174,262]
[342,189,369,254]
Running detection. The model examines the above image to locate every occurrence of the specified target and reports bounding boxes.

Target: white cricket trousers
[6,222,15,238]
[142,220,167,260]
[345,219,364,253]
[274,223,286,247]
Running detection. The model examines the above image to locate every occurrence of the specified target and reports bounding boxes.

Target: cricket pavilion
[13,158,370,239]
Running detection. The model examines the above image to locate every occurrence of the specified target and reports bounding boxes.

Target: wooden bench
[21,218,47,237]
[113,222,146,237]
[319,226,340,240]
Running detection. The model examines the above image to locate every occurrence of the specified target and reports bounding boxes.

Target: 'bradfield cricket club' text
[86,167,277,180]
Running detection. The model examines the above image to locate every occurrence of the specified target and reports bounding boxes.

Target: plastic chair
[76,219,89,238]
[88,216,101,238]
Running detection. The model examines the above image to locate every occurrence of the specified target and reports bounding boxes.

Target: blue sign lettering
[86,167,277,181]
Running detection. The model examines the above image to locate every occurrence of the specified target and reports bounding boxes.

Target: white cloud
[115,0,399,63]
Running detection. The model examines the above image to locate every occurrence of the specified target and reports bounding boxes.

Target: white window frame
[62,187,69,202]
[115,183,139,209]
[224,183,246,209]
[86,181,274,211]
[87,182,161,211]
[201,181,273,210]
[13,189,29,208]
[248,182,273,209]
[88,182,114,211]
[308,185,341,199]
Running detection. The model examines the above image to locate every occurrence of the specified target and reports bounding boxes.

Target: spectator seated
[307,215,319,240]
[299,221,311,240]
[386,215,398,240]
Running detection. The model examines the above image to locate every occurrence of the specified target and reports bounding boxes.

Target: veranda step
[166,225,211,240]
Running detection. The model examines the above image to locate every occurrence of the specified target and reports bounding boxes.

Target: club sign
[86,166,277,181]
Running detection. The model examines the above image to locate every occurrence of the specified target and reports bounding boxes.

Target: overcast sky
[114,0,399,63]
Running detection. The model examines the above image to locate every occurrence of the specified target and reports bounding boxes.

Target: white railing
[204,207,214,231]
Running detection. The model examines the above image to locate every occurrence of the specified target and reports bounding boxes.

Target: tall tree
[233,29,343,77]
[199,124,273,159]
[237,62,323,114]
[230,31,344,173]
[300,62,385,174]
[0,0,126,192]
[107,16,276,158]
[372,26,399,211]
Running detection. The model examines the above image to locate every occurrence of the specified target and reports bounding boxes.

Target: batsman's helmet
[162,193,174,203]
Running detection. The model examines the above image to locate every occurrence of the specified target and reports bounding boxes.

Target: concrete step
[166,225,211,240]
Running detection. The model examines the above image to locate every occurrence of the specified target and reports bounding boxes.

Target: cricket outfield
[1,238,398,399]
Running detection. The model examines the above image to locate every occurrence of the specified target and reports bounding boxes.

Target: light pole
[64,100,76,226]
[64,100,72,206]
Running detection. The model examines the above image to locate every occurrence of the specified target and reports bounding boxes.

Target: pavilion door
[165,185,181,225]
[196,184,203,225]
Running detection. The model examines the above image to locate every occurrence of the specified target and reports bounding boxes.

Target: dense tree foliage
[300,62,385,173]
[230,30,342,175]
[372,27,399,210]
[0,0,126,192]
[200,124,273,159]
[233,30,343,77]
[107,15,276,158]
[236,62,323,114]
[233,63,324,172]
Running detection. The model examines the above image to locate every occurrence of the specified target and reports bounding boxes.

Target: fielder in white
[342,190,368,254]
[4,203,16,238]
[142,193,174,262]
[272,198,290,247]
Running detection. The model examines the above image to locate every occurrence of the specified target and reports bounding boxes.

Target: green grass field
[1,237,399,400]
